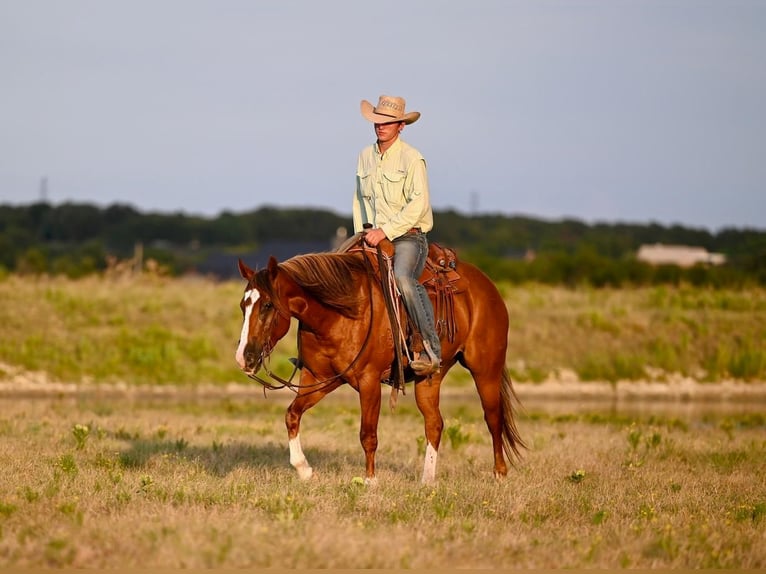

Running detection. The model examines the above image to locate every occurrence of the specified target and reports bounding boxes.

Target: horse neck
[295,295,337,331]
[287,271,375,340]
[274,278,337,336]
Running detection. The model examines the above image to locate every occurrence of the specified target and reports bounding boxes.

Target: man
[352,95,441,376]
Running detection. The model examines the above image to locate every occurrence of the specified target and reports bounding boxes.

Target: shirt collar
[375,137,402,158]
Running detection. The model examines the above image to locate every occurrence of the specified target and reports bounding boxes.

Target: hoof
[296,465,314,481]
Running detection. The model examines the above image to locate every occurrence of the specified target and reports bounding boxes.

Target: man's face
[374,121,403,146]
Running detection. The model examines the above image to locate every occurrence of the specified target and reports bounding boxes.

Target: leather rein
[246,245,379,395]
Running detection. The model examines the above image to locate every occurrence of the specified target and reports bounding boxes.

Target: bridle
[245,248,378,395]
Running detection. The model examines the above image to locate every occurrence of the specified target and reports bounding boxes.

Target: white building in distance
[637,244,726,267]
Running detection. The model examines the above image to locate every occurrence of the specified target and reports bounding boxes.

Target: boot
[410,340,440,376]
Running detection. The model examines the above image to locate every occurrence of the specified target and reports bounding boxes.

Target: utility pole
[469,190,479,216]
[39,176,49,202]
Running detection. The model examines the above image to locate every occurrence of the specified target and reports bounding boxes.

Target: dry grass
[0,392,763,568]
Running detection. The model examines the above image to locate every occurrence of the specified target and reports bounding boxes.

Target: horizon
[2,197,763,235]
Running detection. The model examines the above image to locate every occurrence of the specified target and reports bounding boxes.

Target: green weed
[71,423,90,449]
[139,475,154,492]
[591,509,608,525]
[733,502,766,524]
[0,501,18,518]
[21,487,40,503]
[58,501,83,525]
[568,469,586,483]
[443,419,471,450]
[254,492,310,522]
[45,537,76,567]
[57,453,78,475]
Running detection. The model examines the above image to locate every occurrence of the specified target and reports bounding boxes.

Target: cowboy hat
[360,95,420,125]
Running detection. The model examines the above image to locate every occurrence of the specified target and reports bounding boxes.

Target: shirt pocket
[356,170,374,199]
[381,169,408,203]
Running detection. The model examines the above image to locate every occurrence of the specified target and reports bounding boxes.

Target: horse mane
[278,252,368,318]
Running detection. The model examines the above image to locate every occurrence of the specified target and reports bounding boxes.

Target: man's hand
[363,228,387,247]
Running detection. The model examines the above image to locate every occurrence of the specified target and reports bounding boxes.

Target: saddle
[339,233,463,393]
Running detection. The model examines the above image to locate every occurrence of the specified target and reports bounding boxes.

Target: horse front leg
[358,379,382,485]
[285,372,340,480]
[414,373,445,485]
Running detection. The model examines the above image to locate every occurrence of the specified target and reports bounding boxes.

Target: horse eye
[263,301,273,310]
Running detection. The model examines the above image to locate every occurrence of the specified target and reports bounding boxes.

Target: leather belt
[405,227,422,235]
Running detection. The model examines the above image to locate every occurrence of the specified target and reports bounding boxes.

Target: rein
[247,245,378,395]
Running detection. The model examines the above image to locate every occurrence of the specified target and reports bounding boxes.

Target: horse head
[235,257,292,375]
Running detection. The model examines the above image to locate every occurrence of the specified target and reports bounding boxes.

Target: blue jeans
[393,232,442,361]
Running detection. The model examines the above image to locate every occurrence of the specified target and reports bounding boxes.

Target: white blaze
[235,288,260,369]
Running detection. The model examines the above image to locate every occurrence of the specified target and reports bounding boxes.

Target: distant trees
[465,248,754,288]
[0,201,764,286]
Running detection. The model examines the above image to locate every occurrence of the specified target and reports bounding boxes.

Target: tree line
[1,201,765,286]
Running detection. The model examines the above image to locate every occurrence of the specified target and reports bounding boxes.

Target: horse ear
[267,256,279,280]
[238,258,255,281]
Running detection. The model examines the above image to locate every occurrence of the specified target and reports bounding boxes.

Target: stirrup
[410,340,440,376]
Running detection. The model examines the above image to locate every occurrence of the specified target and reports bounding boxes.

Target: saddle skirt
[421,242,463,344]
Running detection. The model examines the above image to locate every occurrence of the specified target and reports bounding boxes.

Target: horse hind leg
[470,367,514,479]
[414,371,446,485]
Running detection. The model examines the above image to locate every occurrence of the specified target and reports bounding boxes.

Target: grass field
[0,274,764,568]
[0,392,764,568]
[0,274,765,387]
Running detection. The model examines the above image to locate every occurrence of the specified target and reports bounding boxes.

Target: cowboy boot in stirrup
[410,340,440,376]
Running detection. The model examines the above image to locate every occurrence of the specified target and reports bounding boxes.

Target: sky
[1,0,764,232]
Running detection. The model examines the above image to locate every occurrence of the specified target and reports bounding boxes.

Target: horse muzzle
[235,342,264,374]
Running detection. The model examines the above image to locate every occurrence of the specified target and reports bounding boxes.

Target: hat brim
[360,100,420,125]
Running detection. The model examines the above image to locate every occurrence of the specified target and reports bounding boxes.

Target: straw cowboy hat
[360,95,420,125]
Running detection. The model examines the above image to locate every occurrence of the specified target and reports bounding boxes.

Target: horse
[234,239,525,484]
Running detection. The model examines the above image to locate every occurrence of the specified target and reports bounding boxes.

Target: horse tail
[500,368,527,464]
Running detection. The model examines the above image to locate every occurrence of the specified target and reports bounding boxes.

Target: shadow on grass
[115,436,415,478]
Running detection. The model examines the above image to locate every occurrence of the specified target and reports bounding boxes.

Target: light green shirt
[352,137,434,239]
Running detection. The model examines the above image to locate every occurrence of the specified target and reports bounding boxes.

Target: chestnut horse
[235,242,525,484]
